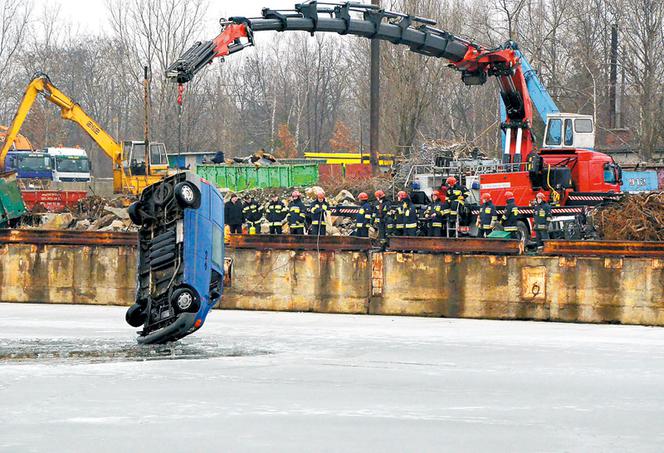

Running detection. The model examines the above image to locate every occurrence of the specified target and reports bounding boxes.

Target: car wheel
[128,202,144,225]
[174,182,201,209]
[172,288,200,313]
[126,303,147,327]
[516,220,530,244]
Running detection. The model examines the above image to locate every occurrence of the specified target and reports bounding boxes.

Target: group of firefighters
[223,176,553,245]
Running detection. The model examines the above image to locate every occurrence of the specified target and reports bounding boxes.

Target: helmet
[432,190,441,199]
[292,191,301,198]
[505,191,514,200]
[412,181,421,190]
[358,192,369,201]
[397,190,408,200]
[536,192,545,200]
[481,193,492,202]
[317,190,325,198]
[446,176,457,186]
[374,190,385,199]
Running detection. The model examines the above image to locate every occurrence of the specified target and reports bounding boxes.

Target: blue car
[126,172,225,344]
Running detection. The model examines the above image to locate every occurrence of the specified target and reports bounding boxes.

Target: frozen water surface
[1,303,664,452]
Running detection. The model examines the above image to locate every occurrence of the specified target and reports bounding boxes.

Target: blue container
[621,170,659,193]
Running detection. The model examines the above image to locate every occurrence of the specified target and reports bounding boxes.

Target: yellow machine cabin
[0,73,169,194]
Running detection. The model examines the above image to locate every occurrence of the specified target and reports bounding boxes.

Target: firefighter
[398,191,418,237]
[533,192,552,246]
[242,195,264,234]
[448,193,466,237]
[355,192,373,238]
[265,194,287,235]
[501,191,520,239]
[427,191,447,237]
[287,191,307,235]
[385,197,399,237]
[373,190,389,239]
[445,176,469,202]
[476,193,497,238]
[310,190,329,236]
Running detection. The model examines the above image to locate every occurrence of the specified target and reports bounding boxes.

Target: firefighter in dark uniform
[501,191,520,239]
[242,195,264,235]
[287,191,307,235]
[310,190,329,236]
[477,193,497,238]
[385,198,398,237]
[373,190,389,240]
[265,194,287,235]
[533,192,552,246]
[445,176,469,202]
[354,192,374,238]
[426,190,447,237]
[224,194,244,234]
[397,191,418,237]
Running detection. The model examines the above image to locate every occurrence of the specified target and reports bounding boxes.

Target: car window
[564,119,574,146]
[212,225,223,267]
[575,118,593,133]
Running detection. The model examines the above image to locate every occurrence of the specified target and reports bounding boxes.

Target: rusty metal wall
[371,253,664,326]
[221,249,372,314]
[1,242,662,327]
[0,243,135,306]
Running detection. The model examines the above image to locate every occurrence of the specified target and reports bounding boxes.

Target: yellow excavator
[0,73,170,194]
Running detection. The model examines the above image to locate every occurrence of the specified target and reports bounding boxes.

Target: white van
[45,147,91,182]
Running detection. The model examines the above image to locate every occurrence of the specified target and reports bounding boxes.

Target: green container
[195,163,317,192]
[488,230,513,239]
[0,172,26,227]
[290,163,319,187]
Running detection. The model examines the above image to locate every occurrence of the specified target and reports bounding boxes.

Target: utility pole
[369,0,380,176]
[143,66,150,176]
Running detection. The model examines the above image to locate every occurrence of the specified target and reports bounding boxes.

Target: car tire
[516,221,530,244]
[128,202,144,225]
[172,287,200,314]
[126,303,147,327]
[153,183,173,206]
[174,182,201,209]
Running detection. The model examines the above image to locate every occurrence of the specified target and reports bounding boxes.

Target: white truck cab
[45,147,92,182]
[543,113,595,150]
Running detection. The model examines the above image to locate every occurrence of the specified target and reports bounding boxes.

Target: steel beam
[543,240,664,258]
[388,237,522,255]
[0,229,138,247]
[228,234,372,251]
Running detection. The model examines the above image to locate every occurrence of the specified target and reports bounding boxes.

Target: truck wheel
[516,221,530,244]
[172,288,200,313]
[174,182,201,209]
[126,303,147,327]
[128,202,145,225]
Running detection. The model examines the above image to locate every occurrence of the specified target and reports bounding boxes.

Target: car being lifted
[125,172,225,344]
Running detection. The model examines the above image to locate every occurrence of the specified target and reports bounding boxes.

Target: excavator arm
[0,73,124,171]
[166,1,533,164]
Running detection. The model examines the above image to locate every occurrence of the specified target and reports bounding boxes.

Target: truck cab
[122,141,169,177]
[125,172,225,344]
[4,151,53,180]
[45,147,91,182]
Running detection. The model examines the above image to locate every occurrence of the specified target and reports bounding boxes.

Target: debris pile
[590,192,664,241]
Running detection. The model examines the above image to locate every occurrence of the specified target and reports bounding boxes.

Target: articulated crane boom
[0,73,169,194]
[167,1,534,165]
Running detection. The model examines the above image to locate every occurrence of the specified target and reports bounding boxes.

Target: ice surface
[1,303,664,452]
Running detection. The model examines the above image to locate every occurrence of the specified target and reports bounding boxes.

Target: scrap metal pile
[590,192,664,241]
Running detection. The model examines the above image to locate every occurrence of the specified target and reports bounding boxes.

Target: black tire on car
[516,220,530,244]
[174,182,201,209]
[126,303,147,327]
[128,202,145,225]
[171,287,200,314]
[153,183,173,206]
